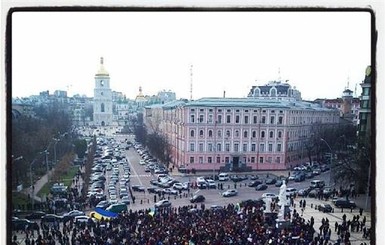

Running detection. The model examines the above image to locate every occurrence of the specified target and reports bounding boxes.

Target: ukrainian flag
[89,208,118,221]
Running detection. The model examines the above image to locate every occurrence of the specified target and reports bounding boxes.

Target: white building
[93,57,113,126]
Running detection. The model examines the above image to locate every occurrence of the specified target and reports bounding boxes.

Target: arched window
[218,130,222,137]
[261,131,265,138]
[243,131,248,138]
[254,88,260,97]
[190,130,195,137]
[199,130,204,137]
[278,131,282,138]
[269,131,274,138]
[101,103,105,112]
[252,131,257,138]
[235,130,239,137]
[208,130,213,137]
[270,87,277,97]
[226,130,231,137]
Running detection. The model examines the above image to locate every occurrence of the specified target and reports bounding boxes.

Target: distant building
[93,57,113,126]
[247,80,302,101]
[11,99,35,118]
[358,66,372,137]
[144,97,340,171]
[135,86,147,109]
[314,89,360,125]
[157,90,176,104]
[54,90,67,98]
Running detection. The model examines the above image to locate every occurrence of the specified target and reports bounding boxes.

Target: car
[248,180,263,187]
[286,188,298,197]
[163,188,178,195]
[240,199,264,208]
[12,218,39,231]
[155,200,172,208]
[206,179,217,189]
[106,203,128,213]
[275,180,283,187]
[190,194,205,203]
[308,189,320,198]
[25,211,46,220]
[132,185,146,192]
[265,178,277,185]
[255,184,268,191]
[74,215,92,224]
[172,182,188,190]
[222,189,238,197]
[96,200,111,209]
[41,214,63,223]
[62,210,86,223]
[298,188,310,197]
[261,193,277,199]
[121,196,131,204]
[210,205,224,210]
[318,204,333,213]
[139,160,146,165]
[147,187,160,194]
[334,199,356,209]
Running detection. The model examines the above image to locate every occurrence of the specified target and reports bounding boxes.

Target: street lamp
[320,138,333,187]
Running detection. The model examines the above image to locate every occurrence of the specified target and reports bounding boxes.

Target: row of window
[189,142,283,153]
[188,156,281,164]
[190,129,284,139]
[190,114,284,125]
[190,108,284,114]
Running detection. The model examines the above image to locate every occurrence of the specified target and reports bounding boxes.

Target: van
[218,173,229,181]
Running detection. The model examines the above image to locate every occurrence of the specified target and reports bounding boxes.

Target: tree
[73,139,87,159]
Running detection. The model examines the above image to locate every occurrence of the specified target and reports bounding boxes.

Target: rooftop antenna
[354,83,358,97]
[190,64,193,101]
[278,67,281,82]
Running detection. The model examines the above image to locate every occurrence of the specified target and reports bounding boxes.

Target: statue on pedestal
[277,180,288,221]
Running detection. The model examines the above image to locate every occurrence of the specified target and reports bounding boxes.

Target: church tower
[93,57,113,126]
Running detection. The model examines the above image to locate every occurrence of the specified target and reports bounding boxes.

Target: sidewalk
[21,169,55,203]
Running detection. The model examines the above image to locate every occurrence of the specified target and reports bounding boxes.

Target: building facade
[144,97,340,171]
[358,66,372,137]
[247,80,302,101]
[93,57,113,126]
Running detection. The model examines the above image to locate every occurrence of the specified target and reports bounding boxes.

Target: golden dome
[96,57,109,76]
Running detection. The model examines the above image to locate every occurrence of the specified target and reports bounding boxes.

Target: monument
[276,180,291,228]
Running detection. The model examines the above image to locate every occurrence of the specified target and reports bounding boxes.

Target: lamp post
[320,138,332,187]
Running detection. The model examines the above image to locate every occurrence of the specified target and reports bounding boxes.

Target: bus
[310,180,325,189]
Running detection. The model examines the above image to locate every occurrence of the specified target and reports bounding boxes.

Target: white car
[222,189,238,197]
[286,188,298,197]
[261,193,277,199]
[172,183,188,190]
[139,160,146,165]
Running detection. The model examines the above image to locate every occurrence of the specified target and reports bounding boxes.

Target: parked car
[286,188,298,197]
[265,178,277,185]
[12,218,39,231]
[248,180,263,187]
[261,193,277,199]
[41,214,63,223]
[106,203,128,213]
[222,189,238,197]
[318,204,333,213]
[121,196,131,205]
[255,184,268,191]
[190,194,205,203]
[334,199,356,209]
[62,210,85,223]
[96,200,111,209]
[155,200,172,208]
[240,199,264,208]
[275,180,283,187]
[173,182,188,190]
[298,188,311,197]
[25,211,46,220]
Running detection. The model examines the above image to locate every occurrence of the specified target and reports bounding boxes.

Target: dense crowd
[12,199,372,245]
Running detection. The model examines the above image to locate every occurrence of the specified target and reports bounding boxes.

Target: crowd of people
[13,199,372,245]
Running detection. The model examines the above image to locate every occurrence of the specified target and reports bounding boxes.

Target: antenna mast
[190,64,193,101]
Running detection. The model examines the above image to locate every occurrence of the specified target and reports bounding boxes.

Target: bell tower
[93,57,113,126]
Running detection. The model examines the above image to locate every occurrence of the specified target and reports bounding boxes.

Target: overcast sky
[12,11,371,101]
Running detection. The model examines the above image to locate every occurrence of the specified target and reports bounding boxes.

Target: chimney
[223,90,226,98]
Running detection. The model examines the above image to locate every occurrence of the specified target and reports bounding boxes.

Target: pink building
[144,97,340,171]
